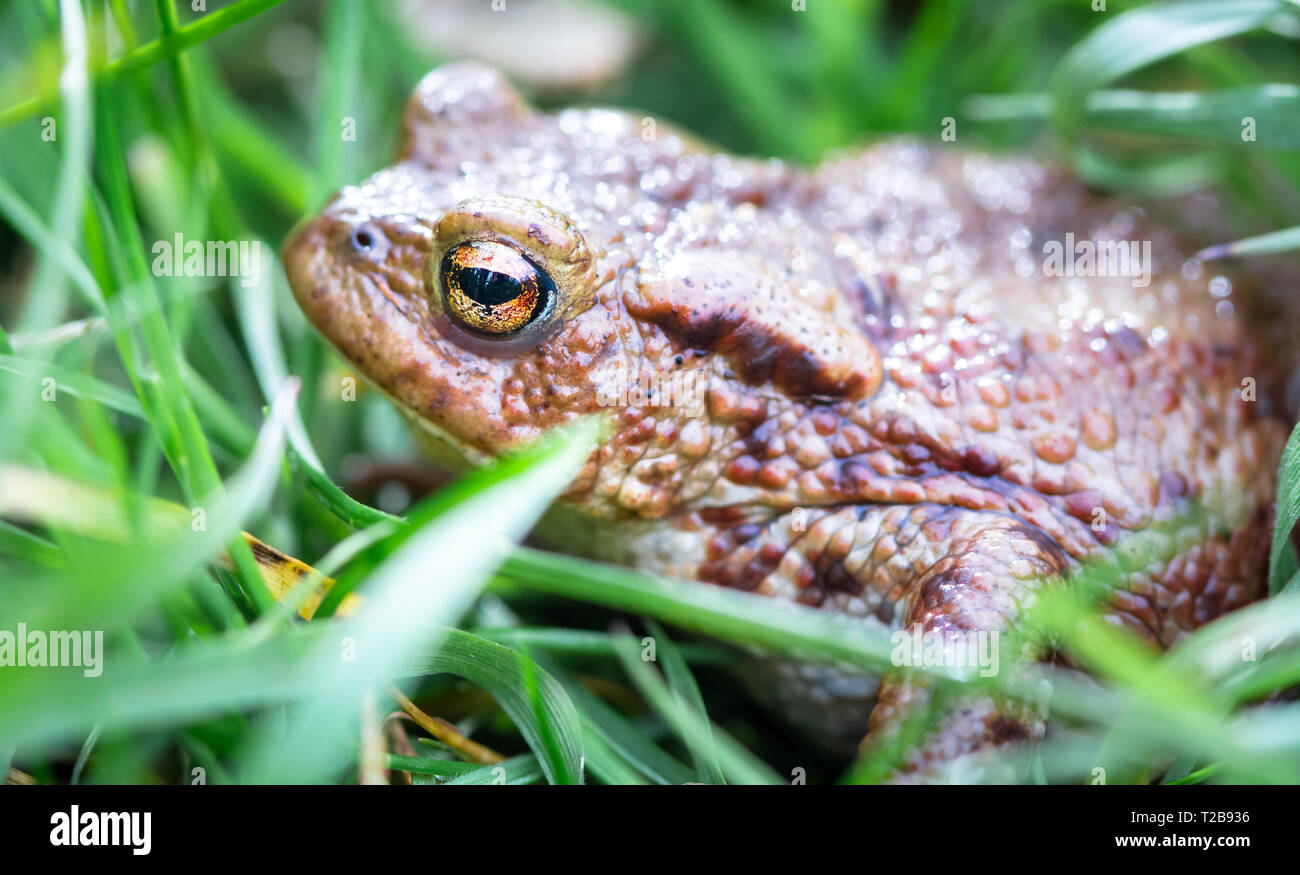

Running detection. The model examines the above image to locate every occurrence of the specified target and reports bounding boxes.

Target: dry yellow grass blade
[388,685,505,765]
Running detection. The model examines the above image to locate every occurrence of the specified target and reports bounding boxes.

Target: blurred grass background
[0,0,1298,786]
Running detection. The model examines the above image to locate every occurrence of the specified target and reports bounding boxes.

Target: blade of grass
[1266,422,1300,594]
[196,67,312,214]
[96,78,273,612]
[1083,84,1300,147]
[1049,0,1290,139]
[240,420,598,783]
[0,0,91,462]
[644,619,723,784]
[536,656,694,786]
[0,0,288,127]
[610,630,780,785]
[397,629,584,785]
[496,547,897,673]
[1197,224,1300,260]
[578,728,648,786]
[233,267,325,472]
[0,352,143,418]
[0,176,104,313]
[0,380,297,630]
[0,621,338,752]
[969,84,1300,151]
[0,519,65,568]
[655,0,809,159]
[472,627,734,666]
[385,754,487,778]
[314,0,364,201]
[445,753,544,785]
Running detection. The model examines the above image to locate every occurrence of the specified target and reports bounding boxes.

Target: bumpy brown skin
[284,63,1288,781]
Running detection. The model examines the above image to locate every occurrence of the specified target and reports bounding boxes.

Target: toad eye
[439,241,554,336]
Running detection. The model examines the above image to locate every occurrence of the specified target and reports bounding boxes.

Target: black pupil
[352,229,373,251]
[456,267,526,306]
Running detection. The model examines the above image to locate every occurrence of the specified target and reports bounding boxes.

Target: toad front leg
[700,504,1068,781]
[862,516,1067,782]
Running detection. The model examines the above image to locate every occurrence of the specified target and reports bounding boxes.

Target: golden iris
[440,241,551,335]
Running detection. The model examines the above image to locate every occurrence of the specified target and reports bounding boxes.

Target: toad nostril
[349,223,386,256]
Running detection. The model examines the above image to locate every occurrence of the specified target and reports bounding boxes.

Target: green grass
[0,0,1299,786]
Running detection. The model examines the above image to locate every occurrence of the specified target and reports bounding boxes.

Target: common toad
[284,63,1288,780]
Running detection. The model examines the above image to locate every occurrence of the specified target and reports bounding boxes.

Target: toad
[284,63,1289,781]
